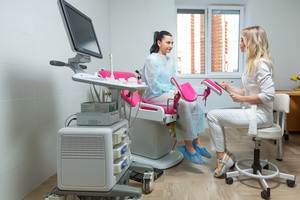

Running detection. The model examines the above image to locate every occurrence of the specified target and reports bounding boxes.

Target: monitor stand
[49,53,90,74]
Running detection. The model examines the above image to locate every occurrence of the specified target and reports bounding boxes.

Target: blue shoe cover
[192,142,212,158]
[177,145,204,165]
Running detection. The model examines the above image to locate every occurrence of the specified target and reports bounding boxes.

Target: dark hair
[150,30,172,54]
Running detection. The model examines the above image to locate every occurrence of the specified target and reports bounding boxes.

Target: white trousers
[207,108,272,152]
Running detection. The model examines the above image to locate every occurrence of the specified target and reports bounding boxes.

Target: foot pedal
[153,168,164,180]
[130,171,144,183]
[130,168,164,183]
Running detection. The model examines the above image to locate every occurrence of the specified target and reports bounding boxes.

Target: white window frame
[175,5,245,79]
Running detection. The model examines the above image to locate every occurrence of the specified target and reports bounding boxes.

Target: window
[176,6,244,77]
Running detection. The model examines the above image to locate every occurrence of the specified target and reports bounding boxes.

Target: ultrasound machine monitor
[58,0,103,59]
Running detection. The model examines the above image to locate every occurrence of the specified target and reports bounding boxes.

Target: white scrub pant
[207,108,272,152]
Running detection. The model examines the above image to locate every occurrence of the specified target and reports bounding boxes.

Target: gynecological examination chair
[99,70,222,169]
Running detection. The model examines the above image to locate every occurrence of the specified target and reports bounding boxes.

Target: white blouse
[242,60,275,119]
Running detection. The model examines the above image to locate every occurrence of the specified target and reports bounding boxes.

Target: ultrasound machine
[45,0,153,199]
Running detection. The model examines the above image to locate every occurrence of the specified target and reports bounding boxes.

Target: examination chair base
[132,150,183,170]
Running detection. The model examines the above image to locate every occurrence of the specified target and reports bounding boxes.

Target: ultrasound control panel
[72,73,147,90]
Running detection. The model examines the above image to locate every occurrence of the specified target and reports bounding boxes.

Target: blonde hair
[242,26,274,77]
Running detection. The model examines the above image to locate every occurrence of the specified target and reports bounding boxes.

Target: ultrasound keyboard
[72,73,147,90]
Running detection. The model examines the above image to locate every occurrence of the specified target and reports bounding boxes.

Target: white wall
[0,0,110,199]
[247,0,300,90]
[110,0,177,72]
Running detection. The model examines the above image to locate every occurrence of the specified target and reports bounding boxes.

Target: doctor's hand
[220,80,231,91]
[229,93,243,102]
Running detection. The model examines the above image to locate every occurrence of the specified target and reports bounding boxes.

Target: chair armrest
[130,102,176,124]
[139,102,165,113]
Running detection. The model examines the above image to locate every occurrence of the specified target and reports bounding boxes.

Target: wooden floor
[23,128,300,200]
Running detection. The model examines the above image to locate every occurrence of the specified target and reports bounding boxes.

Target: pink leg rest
[170,77,198,102]
[201,78,222,95]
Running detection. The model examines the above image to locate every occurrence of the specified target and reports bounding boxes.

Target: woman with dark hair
[141,30,211,165]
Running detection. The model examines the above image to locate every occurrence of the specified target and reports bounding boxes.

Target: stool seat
[256,124,281,140]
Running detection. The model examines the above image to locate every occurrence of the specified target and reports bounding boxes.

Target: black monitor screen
[58,0,103,59]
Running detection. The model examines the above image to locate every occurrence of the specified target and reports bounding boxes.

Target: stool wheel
[283,133,289,141]
[225,177,233,185]
[261,189,270,199]
[286,179,295,187]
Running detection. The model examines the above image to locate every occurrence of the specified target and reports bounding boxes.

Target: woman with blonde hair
[207,26,275,178]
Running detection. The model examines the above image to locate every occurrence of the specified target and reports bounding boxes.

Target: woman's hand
[229,93,243,102]
[220,80,245,97]
[220,81,242,102]
[169,90,178,96]
[220,80,230,92]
